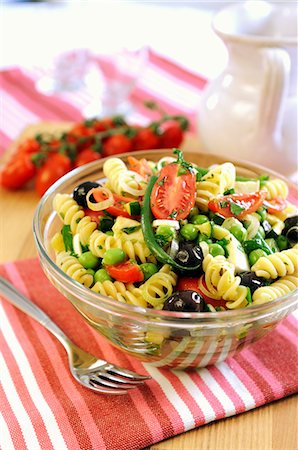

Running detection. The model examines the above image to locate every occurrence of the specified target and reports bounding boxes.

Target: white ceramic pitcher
[197,1,297,179]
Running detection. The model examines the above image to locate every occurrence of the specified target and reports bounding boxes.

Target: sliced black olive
[73,181,100,207]
[163,290,205,312]
[239,271,268,294]
[174,242,203,274]
[282,216,298,235]
[286,226,298,244]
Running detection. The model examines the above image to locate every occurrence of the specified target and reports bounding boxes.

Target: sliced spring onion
[168,238,179,258]
[152,219,180,230]
[86,186,114,211]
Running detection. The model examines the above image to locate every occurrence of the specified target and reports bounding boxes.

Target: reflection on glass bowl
[33,150,298,369]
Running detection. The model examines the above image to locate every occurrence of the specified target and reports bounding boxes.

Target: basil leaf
[122,225,141,234]
[229,200,245,216]
[61,225,73,253]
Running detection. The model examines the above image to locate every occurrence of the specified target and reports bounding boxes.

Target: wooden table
[1,128,297,450]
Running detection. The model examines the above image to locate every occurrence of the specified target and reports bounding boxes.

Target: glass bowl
[33,150,298,369]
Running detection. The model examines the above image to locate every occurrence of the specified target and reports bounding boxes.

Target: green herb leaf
[229,200,245,216]
[61,225,73,253]
[246,287,252,304]
[224,188,235,195]
[122,226,141,234]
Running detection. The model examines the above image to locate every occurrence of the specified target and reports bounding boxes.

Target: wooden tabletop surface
[1,127,297,450]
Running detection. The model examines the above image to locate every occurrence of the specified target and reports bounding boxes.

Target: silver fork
[0,276,151,394]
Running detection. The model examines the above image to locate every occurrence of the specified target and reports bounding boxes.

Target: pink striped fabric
[0,259,297,450]
[1,50,298,450]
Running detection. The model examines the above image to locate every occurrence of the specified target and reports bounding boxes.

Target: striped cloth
[1,50,298,450]
[1,259,297,450]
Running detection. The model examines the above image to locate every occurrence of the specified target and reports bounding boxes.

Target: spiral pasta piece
[202,254,248,309]
[251,248,298,279]
[244,213,261,239]
[141,264,177,308]
[196,163,236,211]
[103,157,146,197]
[252,275,298,304]
[75,216,97,246]
[56,251,93,287]
[53,194,84,234]
[262,178,288,200]
[89,230,153,263]
[91,280,146,307]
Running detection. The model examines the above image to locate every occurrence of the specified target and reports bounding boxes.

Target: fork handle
[0,276,71,349]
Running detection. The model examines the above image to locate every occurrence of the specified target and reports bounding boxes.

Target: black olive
[174,242,203,274]
[73,181,100,208]
[282,216,298,235]
[286,226,298,244]
[239,271,268,294]
[163,290,205,312]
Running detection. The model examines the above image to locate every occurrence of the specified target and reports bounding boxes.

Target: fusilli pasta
[53,194,84,234]
[91,280,146,307]
[252,275,298,304]
[56,251,93,287]
[141,264,177,308]
[251,248,298,279]
[262,178,288,200]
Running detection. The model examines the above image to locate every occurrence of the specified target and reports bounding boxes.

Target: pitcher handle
[257,48,290,138]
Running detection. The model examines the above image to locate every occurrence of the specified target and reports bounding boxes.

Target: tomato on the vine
[35,153,72,197]
[0,153,36,189]
[208,191,267,220]
[74,148,101,167]
[160,123,184,148]
[106,261,144,283]
[132,128,161,151]
[263,197,287,214]
[17,138,40,156]
[103,134,133,157]
[150,163,196,220]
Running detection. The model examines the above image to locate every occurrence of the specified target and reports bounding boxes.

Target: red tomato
[102,134,132,157]
[69,123,94,151]
[263,197,287,214]
[0,153,36,189]
[208,191,267,220]
[127,156,153,180]
[17,138,40,155]
[74,148,101,167]
[132,128,161,151]
[93,190,135,218]
[197,277,227,310]
[177,276,227,310]
[83,208,105,224]
[35,153,72,197]
[106,261,144,283]
[150,163,196,220]
[92,118,115,132]
[160,123,184,148]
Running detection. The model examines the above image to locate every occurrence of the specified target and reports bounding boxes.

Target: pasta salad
[51,150,298,312]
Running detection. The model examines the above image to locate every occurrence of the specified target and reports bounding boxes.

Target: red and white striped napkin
[0,259,297,450]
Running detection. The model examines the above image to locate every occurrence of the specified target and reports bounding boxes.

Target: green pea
[276,235,289,251]
[94,268,112,283]
[198,234,212,244]
[78,251,100,269]
[156,225,175,240]
[86,269,95,276]
[102,248,126,265]
[140,263,158,281]
[181,224,198,241]
[191,214,208,225]
[209,243,225,257]
[249,249,267,266]
[188,206,199,218]
[230,225,247,243]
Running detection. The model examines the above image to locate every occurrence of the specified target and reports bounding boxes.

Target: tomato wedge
[150,163,196,220]
[93,189,135,218]
[208,191,267,220]
[106,261,144,283]
[263,197,287,214]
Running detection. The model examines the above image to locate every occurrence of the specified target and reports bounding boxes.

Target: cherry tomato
[132,128,161,151]
[208,191,267,220]
[103,134,133,157]
[106,261,144,283]
[150,163,196,220]
[69,123,94,151]
[0,153,36,189]
[35,153,72,197]
[17,138,40,155]
[160,123,184,148]
[127,156,153,180]
[92,118,115,132]
[74,148,101,167]
[93,189,135,218]
[263,197,287,214]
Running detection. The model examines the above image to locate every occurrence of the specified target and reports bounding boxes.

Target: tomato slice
[263,197,287,214]
[150,163,196,220]
[208,191,267,220]
[93,190,135,218]
[106,261,144,283]
[177,276,227,309]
